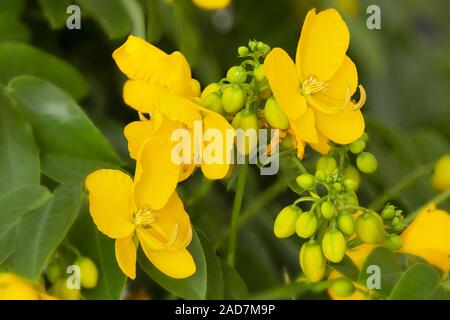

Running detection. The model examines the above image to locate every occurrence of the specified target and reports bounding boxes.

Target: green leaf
[12,183,82,281]
[0,0,26,16]
[138,228,207,300]
[197,230,224,299]
[0,186,51,264]
[41,153,119,184]
[69,204,127,299]
[288,179,304,195]
[7,76,122,170]
[76,0,132,39]
[119,0,145,38]
[145,0,164,42]
[38,0,72,29]
[0,14,30,42]
[329,255,360,281]
[220,259,248,300]
[389,263,446,300]
[395,252,427,271]
[0,92,40,195]
[358,247,403,297]
[0,42,88,100]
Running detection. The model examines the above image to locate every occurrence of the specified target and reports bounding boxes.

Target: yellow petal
[136,226,167,251]
[293,135,306,159]
[123,80,168,113]
[296,9,350,82]
[309,131,331,155]
[264,48,307,119]
[192,0,230,10]
[124,120,157,159]
[290,107,318,143]
[142,248,196,279]
[85,170,135,239]
[431,155,450,191]
[0,273,39,300]
[179,164,196,182]
[134,130,180,211]
[201,110,235,179]
[400,206,450,271]
[315,108,364,144]
[112,35,167,81]
[159,95,202,128]
[115,236,137,279]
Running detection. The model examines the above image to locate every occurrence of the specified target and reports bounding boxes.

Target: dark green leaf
[12,183,82,281]
[38,0,72,29]
[138,228,207,300]
[395,252,427,271]
[220,259,248,300]
[329,255,360,281]
[0,42,88,100]
[0,0,26,16]
[389,263,446,300]
[7,76,122,167]
[0,14,30,42]
[0,186,51,264]
[0,92,39,195]
[358,247,403,297]
[145,0,164,42]
[76,0,132,39]
[69,204,127,299]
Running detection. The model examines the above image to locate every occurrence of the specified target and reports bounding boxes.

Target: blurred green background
[1,0,449,299]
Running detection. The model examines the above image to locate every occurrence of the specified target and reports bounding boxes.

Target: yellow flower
[114,35,234,210]
[0,273,57,300]
[192,0,230,10]
[85,169,195,279]
[264,8,366,157]
[431,154,450,191]
[329,204,450,299]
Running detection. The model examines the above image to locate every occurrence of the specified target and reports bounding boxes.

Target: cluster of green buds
[46,255,98,300]
[381,204,405,250]
[273,138,397,283]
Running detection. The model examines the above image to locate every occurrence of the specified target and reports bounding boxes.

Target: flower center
[301,75,329,96]
[134,206,157,226]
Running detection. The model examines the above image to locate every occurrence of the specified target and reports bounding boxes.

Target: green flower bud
[381,205,396,220]
[333,182,343,191]
[356,212,385,244]
[75,257,98,289]
[46,261,61,284]
[274,205,301,238]
[254,64,265,81]
[222,84,247,113]
[343,178,358,191]
[295,211,318,238]
[256,41,264,51]
[232,110,259,155]
[264,96,289,130]
[296,174,315,190]
[337,213,355,236]
[390,217,404,232]
[356,152,378,173]
[317,156,337,174]
[226,66,247,83]
[200,83,221,101]
[343,166,360,190]
[202,92,224,114]
[52,279,81,300]
[315,170,327,181]
[238,46,249,57]
[349,139,366,154]
[320,201,336,219]
[322,229,347,263]
[299,240,326,283]
[330,278,355,297]
[384,234,404,251]
[248,40,257,51]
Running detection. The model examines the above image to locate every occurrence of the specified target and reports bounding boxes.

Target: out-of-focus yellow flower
[192,0,230,10]
[114,36,234,210]
[333,0,360,17]
[431,154,450,191]
[0,273,56,300]
[86,169,195,279]
[329,204,450,300]
[264,8,366,158]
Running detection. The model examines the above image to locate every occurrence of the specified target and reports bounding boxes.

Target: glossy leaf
[138,228,207,300]
[0,92,40,195]
[389,263,446,300]
[0,186,51,264]
[329,255,360,281]
[38,0,72,29]
[69,204,127,299]
[197,230,224,299]
[7,76,122,168]
[12,183,83,282]
[0,42,88,100]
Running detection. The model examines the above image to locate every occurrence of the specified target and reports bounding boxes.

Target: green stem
[292,156,307,174]
[227,162,249,267]
[248,281,310,300]
[369,164,433,211]
[404,188,450,224]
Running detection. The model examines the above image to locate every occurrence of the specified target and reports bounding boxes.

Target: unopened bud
[381,205,395,220]
[264,96,289,130]
[384,234,404,251]
[356,212,385,244]
[222,84,246,113]
[299,240,326,283]
[357,152,378,173]
[322,229,346,263]
[75,257,98,289]
[320,201,336,219]
[274,205,301,238]
[226,66,247,83]
[296,174,315,190]
[337,213,355,236]
[330,278,355,297]
[295,211,318,238]
[317,156,337,174]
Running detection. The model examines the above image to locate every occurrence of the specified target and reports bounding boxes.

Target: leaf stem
[227,162,248,267]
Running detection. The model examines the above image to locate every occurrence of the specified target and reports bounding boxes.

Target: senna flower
[329,204,450,300]
[86,169,195,279]
[431,154,450,191]
[264,8,366,157]
[192,0,230,10]
[114,35,234,210]
[0,273,57,300]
